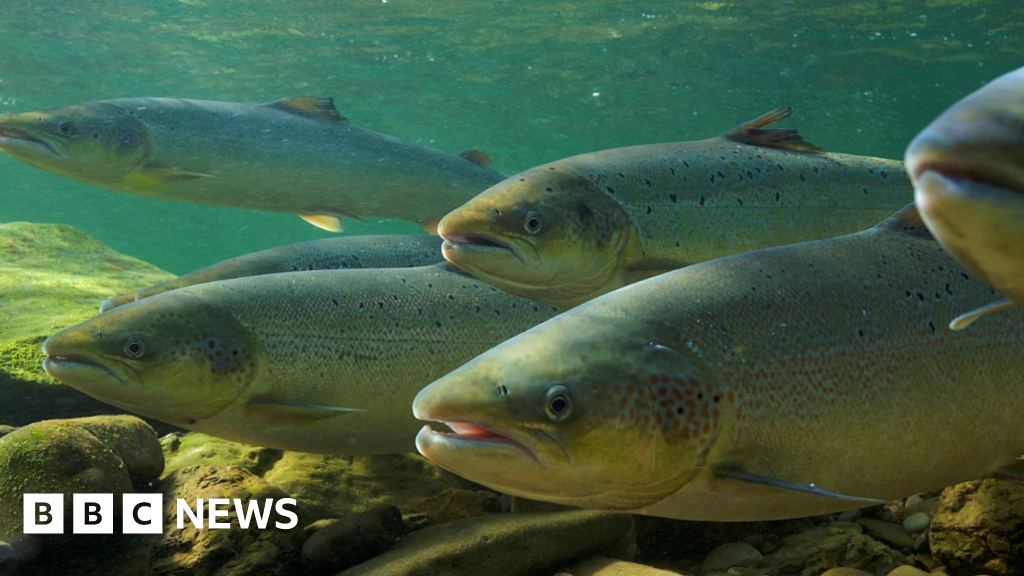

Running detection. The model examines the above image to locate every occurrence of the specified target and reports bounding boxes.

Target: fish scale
[414,205,1024,521]
[42,264,561,455]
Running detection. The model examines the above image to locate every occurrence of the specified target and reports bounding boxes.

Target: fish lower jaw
[441,236,535,265]
[415,422,540,464]
[913,163,1024,198]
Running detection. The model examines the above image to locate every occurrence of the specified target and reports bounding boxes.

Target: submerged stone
[300,503,404,575]
[930,478,1024,576]
[338,510,635,576]
[558,556,685,575]
[764,521,905,576]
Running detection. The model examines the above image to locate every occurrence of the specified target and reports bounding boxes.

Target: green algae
[0,221,174,343]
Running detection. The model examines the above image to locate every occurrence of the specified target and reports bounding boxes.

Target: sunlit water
[0,0,1020,273]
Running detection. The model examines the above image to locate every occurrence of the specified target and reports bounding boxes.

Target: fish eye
[57,121,74,137]
[545,384,572,421]
[524,211,543,235]
[123,335,146,359]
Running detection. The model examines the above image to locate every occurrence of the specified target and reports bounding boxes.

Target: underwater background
[0,0,1021,273]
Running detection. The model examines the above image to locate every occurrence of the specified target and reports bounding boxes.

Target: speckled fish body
[0,97,504,232]
[438,109,911,307]
[100,234,444,312]
[43,264,560,455]
[414,205,1024,521]
[906,66,1024,324]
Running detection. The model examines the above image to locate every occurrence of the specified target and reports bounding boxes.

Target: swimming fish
[99,234,444,312]
[414,205,1024,521]
[437,109,911,307]
[43,264,560,455]
[905,66,1024,330]
[0,97,505,233]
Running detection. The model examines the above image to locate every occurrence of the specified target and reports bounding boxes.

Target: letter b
[23,494,64,534]
[73,494,113,534]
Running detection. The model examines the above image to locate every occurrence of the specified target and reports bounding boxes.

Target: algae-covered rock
[0,418,136,539]
[338,510,636,576]
[929,478,1024,576]
[150,465,304,576]
[72,415,163,486]
[0,222,174,428]
[262,451,467,523]
[400,487,502,526]
[161,432,282,478]
[764,521,905,576]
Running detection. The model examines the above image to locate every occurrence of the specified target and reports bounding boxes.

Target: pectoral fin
[949,297,1017,330]
[719,467,885,504]
[247,399,365,422]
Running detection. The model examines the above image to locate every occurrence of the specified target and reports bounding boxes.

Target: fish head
[414,311,717,510]
[438,164,637,307]
[42,290,261,427]
[905,66,1024,300]
[0,101,152,186]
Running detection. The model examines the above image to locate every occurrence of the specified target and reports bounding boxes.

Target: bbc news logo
[24,494,299,534]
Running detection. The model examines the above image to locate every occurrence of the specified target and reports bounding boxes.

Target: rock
[400,488,502,526]
[148,465,304,576]
[303,517,340,538]
[764,521,906,576]
[161,432,281,478]
[856,518,915,549]
[885,566,930,576]
[339,510,635,576]
[818,569,875,576]
[0,223,177,432]
[68,415,163,486]
[558,556,685,575]
[0,418,135,539]
[904,495,925,509]
[0,540,15,563]
[262,452,466,523]
[901,512,931,534]
[301,504,403,575]
[701,542,764,575]
[929,478,1024,576]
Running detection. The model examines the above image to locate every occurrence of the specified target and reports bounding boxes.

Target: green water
[0,0,1021,274]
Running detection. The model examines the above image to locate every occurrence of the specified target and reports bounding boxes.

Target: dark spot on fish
[617,172,625,178]
[669,167,677,175]
[577,203,593,221]
[777,164,784,171]
[738,199,744,207]
[928,321,936,333]
[699,196,705,206]
[475,305,481,312]
[799,173,806,182]
[548,167,556,170]
[669,194,677,204]
[710,174,716,183]
[545,187,553,192]
[646,206,652,214]
[775,192,780,202]
[331,298,339,307]
[606,186,615,194]
[881,171,887,178]
[492,208,500,217]
[435,321,441,327]
[519,178,526,182]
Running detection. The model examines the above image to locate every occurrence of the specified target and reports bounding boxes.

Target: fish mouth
[441,232,531,263]
[41,350,140,389]
[911,159,1024,197]
[0,125,59,156]
[417,420,538,459]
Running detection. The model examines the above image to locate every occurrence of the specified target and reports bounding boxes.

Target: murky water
[1,0,1020,273]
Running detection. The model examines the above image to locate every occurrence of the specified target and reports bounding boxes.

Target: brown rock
[885,566,930,576]
[559,556,685,575]
[856,518,915,549]
[339,510,635,576]
[764,521,906,576]
[149,465,304,576]
[929,478,1024,576]
[819,569,875,576]
[400,488,501,525]
[301,504,403,575]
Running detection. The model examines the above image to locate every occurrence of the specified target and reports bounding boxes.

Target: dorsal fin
[264,97,349,124]
[875,203,934,238]
[720,108,824,154]
[458,149,492,168]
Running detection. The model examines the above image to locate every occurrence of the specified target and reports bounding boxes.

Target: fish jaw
[0,115,64,163]
[914,170,1024,304]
